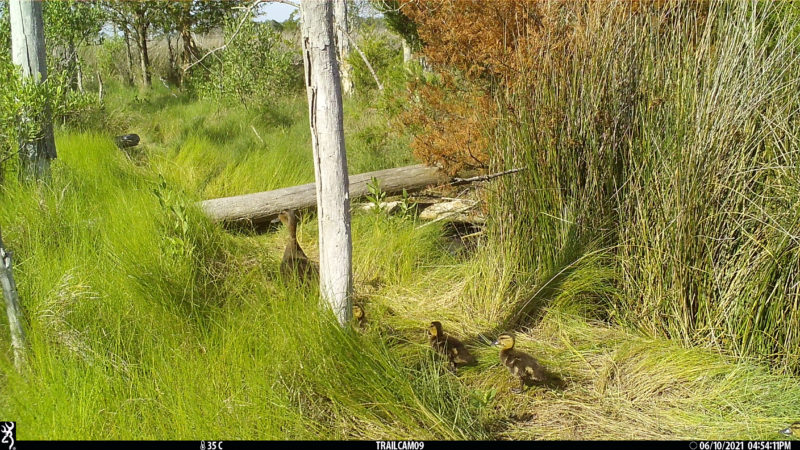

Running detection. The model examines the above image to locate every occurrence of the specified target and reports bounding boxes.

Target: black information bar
[13,440,796,450]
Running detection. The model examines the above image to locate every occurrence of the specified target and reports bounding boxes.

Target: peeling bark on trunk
[300,1,353,326]
[9,0,57,181]
[0,228,27,371]
[167,33,175,80]
[180,23,198,65]
[333,0,353,96]
[179,24,199,86]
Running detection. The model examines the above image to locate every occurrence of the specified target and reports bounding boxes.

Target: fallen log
[200,164,449,227]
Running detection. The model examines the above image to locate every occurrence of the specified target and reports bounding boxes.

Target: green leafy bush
[96,36,133,86]
[193,19,303,106]
[0,66,101,179]
[348,27,403,93]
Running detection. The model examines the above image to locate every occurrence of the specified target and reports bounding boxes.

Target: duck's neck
[285,213,309,259]
[287,212,298,243]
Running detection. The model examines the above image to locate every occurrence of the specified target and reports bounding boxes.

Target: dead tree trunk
[136,20,151,87]
[300,1,352,326]
[123,27,135,86]
[402,39,413,64]
[9,0,57,181]
[97,71,104,102]
[0,228,27,370]
[333,0,353,96]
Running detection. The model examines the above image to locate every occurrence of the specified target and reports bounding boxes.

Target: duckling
[428,321,475,372]
[352,304,366,328]
[278,210,319,281]
[780,422,800,437]
[493,333,548,394]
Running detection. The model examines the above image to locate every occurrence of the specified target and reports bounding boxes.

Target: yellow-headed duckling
[493,333,548,393]
[352,304,366,328]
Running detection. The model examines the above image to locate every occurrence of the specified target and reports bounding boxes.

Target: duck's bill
[779,427,792,435]
[270,216,281,224]
[492,340,500,346]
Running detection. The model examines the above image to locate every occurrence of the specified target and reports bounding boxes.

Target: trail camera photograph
[0,0,799,442]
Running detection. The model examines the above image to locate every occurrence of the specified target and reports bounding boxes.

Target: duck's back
[281,242,318,280]
[447,336,475,365]
[440,335,475,365]
[501,348,546,381]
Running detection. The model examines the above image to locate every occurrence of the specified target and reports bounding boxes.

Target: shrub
[192,19,303,107]
[0,64,100,179]
[347,26,402,92]
[96,36,134,86]
[395,74,492,175]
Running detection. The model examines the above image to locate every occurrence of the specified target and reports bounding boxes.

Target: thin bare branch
[183,0,265,72]
[337,25,383,91]
[450,167,527,186]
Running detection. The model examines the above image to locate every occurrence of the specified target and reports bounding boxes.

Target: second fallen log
[199,164,448,227]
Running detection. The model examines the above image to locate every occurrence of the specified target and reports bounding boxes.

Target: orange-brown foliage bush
[394,0,571,174]
[395,0,706,175]
[399,78,494,175]
[401,0,549,82]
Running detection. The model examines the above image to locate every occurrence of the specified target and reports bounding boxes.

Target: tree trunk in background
[402,39,413,64]
[0,228,27,371]
[180,25,198,65]
[76,58,84,93]
[348,33,383,91]
[167,33,175,81]
[68,39,78,89]
[9,0,57,181]
[135,20,151,87]
[333,0,353,96]
[300,1,353,326]
[179,22,198,86]
[67,39,84,93]
[123,27,135,86]
[97,72,104,102]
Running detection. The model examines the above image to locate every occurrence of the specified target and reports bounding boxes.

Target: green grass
[2,14,800,437]
[0,128,485,439]
[98,83,414,201]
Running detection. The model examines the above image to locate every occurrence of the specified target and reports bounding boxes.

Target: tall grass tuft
[491,1,800,372]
